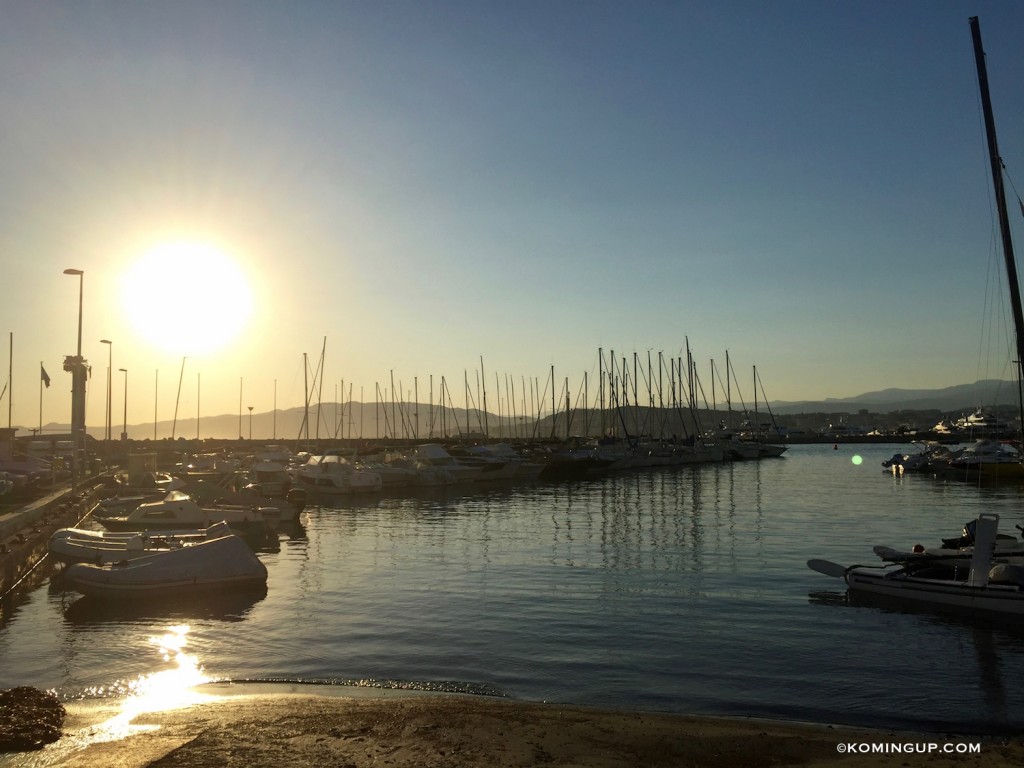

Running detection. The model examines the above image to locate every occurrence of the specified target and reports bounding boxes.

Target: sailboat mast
[971,16,1024,378]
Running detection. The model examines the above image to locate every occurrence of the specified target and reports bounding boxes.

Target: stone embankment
[0,483,102,601]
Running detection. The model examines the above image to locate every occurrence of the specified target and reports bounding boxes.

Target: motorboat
[291,454,383,495]
[92,490,278,538]
[756,442,788,459]
[809,513,1024,617]
[718,434,761,461]
[447,445,523,480]
[94,470,190,515]
[61,533,268,600]
[872,518,1024,569]
[183,474,307,522]
[536,444,617,480]
[880,441,952,474]
[411,444,485,484]
[242,460,293,497]
[48,522,234,566]
[941,439,1024,481]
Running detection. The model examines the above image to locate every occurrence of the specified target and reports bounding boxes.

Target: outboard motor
[941,521,976,550]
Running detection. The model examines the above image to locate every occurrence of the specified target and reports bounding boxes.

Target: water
[2,443,1024,734]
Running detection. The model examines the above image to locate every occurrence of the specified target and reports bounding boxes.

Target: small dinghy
[48,521,233,566]
[809,513,1024,617]
[872,518,1024,569]
[61,533,268,600]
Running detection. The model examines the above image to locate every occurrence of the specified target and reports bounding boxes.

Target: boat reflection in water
[60,582,267,623]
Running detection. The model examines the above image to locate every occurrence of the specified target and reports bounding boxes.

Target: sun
[121,241,254,355]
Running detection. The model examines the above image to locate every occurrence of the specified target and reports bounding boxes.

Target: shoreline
[8,684,1023,767]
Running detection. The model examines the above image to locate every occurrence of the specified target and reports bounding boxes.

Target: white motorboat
[447,445,523,480]
[809,513,1024,617]
[183,475,307,522]
[412,444,485,484]
[291,454,383,495]
[92,490,278,538]
[236,460,294,498]
[61,533,268,600]
[49,522,233,566]
[95,470,190,515]
[938,439,1024,481]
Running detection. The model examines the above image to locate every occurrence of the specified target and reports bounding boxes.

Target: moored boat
[49,521,233,566]
[291,454,383,495]
[872,517,1024,569]
[92,490,278,538]
[809,513,1024,617]
[61,533,268,600]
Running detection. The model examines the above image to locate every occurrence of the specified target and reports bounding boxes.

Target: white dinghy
[61,533,268,600]
[49,522,233,566]
[809,513,1024,617]
[872,518,1024,569]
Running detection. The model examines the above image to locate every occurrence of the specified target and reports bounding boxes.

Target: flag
[41,364,50,388]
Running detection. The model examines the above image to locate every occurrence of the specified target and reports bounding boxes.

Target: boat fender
[912,544,925,554]
[989,563,1024,587]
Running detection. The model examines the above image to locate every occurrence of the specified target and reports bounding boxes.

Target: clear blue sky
[3,1,1024,434]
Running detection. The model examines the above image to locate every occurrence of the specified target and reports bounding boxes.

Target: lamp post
[100,339,112,443]
[119,368,128,441]
[64,269,83,357]
[248,406,254,440]
[63,268,86,487]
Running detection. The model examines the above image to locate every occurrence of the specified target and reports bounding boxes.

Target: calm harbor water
[2,443,1024,735]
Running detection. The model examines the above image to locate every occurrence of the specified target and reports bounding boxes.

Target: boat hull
[62,535,268,601]
[846,568,1024,615]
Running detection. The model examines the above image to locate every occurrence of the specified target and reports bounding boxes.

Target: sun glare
[121,241,254,355]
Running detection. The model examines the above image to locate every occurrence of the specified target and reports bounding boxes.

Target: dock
[0,484,102,602]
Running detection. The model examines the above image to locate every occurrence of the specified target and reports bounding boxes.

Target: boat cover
[63,534,267,599]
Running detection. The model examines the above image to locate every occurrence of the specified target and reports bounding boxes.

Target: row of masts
[293,340,781,444]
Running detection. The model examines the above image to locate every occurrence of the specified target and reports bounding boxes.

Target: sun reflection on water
[63,625,216,750]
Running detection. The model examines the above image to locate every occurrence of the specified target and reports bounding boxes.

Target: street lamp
[63,268,85,487]
[248,406,254,440]
[63,269,83,356]
[100,339,112,442]
[119,368,128,441]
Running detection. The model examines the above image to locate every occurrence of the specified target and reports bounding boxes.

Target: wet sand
[16,684,1024,767]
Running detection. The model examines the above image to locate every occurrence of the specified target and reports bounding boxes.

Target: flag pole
[39,360,43,435]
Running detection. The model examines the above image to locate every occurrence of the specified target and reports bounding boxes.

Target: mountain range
[766,379,1020,415]
[21,379,1020,441]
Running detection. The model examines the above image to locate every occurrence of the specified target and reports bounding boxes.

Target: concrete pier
[0,485,102,600]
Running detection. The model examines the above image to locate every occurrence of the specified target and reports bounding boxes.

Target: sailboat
[807,17,1024,617]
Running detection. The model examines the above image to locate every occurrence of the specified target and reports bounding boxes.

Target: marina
[2,442,1024,739]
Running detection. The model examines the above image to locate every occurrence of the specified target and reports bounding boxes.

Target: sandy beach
[8,684,1020,767]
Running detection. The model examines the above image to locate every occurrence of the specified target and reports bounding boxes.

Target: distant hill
[766,379,1020,415]
[21,379,1021,441]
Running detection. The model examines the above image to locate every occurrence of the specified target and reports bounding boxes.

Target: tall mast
[971,17,1024,379]
[480,356,488,439]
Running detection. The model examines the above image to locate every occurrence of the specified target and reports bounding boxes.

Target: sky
[4,0,1024,436]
